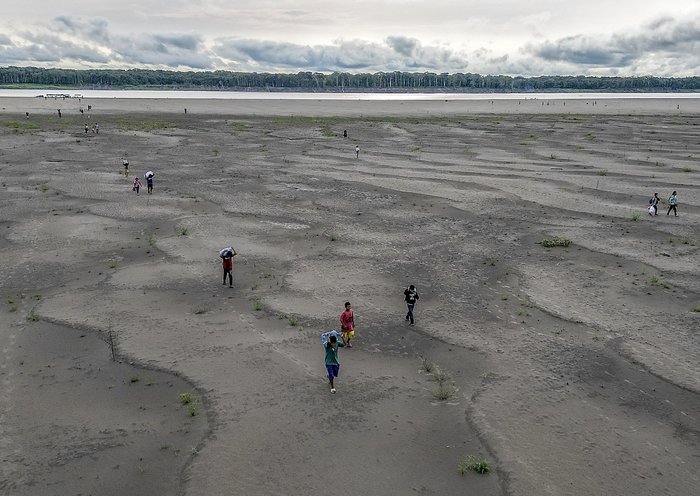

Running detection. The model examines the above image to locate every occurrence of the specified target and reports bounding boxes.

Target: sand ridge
[1,97,699,495]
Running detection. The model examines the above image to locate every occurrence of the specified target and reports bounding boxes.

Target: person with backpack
[404,285,419,325]
[132,177,142,195]
[667,191,678,216]
[145,171,154,194]
[648,192,660,216]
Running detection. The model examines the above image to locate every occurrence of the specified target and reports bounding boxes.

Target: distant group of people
[84,123,99,134]
[323,286,419,393]
[648,191,679,217]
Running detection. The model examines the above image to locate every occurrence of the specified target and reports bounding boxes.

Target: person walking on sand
[339,302,355,348]
[133,177,142,195]
[84,124,89,134]
[145,171,154,194]
[122,159,129,177]
[324,334,345,393]
[649,192,660,216]
[404,285,419,325]
[355,145,360,159]
[667,191,678,216]
[221,247,237,287]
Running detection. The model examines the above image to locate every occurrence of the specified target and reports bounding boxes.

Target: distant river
[1,89,698,100]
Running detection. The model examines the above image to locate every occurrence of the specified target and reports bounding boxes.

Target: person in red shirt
[222,248,237,287]
[339,301,355,348]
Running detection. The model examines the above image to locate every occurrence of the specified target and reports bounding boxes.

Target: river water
[0,89,698,100]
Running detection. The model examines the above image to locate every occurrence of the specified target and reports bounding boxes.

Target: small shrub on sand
[253,299,263,311]
[432,367,452,385]
[178,226,189,236]
[458,455,491,475]
[541,237,572,248]
[179,392,193,405]
[421,357,435,373]
[597,169,608,176]
[681,167,693,173]
[692,306,700,313]
[192,304,209,315]
[187,400,199,416]
[631,212,641,221]
[36,183,49,193]
[287,315,299,327]
[432,383,456,401]
[129,376,140,383]
[147,233,156,246]
[27,309,40,322]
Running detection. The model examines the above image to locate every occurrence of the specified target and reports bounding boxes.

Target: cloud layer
[1,13,699,76]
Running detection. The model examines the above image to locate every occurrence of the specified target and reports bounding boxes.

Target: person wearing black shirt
[404,285,419,325]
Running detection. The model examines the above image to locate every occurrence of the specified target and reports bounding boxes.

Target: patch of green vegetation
[179,392,193,405]
[27,309,40,322]
[192,304,209,315]
[230,122,252,130]
[681,166,693,173]
[108,260,118,269]
[147,233,156,246]
[549,153,557,160]
[432,383,456,401]
[36,183,49,193]
[631,212,641,221]
[129,376,140,383]
[541,237,572,248]
[287,315,299,327]
[178,226,189,236]
[597,169,608,176]
[458,455,491,475]
[692,306,700,313]
[585,132,596,141]
[253,299,263,311]
[321,127,336,137]
[421,357,435,373]
[187,400,199,416]
[115,118,174,131]
[1,120,39,130]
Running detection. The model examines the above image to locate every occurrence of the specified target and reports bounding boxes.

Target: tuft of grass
[27,309,40,322]
[321,127,336,137]
[287,315,299,327]
[179,392,193,405]
[631,212,641,221]
[597,169,608,176]
[541,237,572,248]
[129,376,140,383]
[432,367,452,385]
[432,383,456,401]
[328,233,337,242]
[421,357,435,373]
[192,304,209,315]
[458,455,491,475]
[253,299,263,311]
[681,166,693,173]
[36,183,49,193]
[187,400,199,416]
[692,306,700,313]
[549,153,557,160]
[108,260,118,269]
[178,226,189,236]
[147,233,156,246]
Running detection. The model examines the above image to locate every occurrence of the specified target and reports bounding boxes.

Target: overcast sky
[1,1,699,76]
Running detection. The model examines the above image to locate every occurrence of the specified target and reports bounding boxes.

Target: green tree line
[1,66,698,91]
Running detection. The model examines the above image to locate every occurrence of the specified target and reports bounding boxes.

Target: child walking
[132,177,142,194]
[339,302,355,348]
[667,191,678,216]
[324,334,345,393]
[222,248,237,287]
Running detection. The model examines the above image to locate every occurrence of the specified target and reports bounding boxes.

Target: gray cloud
[530,14,700,70]
[214,36,471,72]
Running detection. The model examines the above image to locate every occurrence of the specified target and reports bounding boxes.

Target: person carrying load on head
[145,171,154,194]
[219,246,237,287]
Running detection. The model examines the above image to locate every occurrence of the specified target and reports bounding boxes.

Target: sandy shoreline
[1,99,698,495]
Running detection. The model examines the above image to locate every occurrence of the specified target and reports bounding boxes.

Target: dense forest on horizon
[1,66,699,92]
